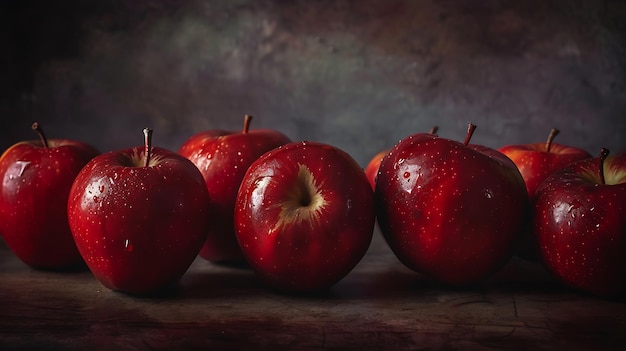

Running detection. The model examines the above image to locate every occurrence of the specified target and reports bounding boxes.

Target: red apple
[68,128,211,294]
[179,115,291,264]
[533,148,626,297]
[364,126,439,190]
[234,141,375,292]
[498,128,592,197]
[375,124,529,285]
[0,123,100,270]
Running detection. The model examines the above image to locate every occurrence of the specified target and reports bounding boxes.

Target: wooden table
[1,231,625,350]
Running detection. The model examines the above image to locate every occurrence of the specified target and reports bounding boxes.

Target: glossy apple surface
[498,129,591,197]
[234,141,375,292]
[376,124,529,285]
[365,127,438,190]
[179,115,290,264]
[533,149,626,297]
[68,130,211,294]
[0,123,100,269]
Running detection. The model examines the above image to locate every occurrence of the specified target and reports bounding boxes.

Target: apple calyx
[599,148,610,185]
[428,126,439,135]
[143,128,154,167]
[242,114,253,134]
[273,164,327,232]
[462,123,477,146]
[545,128,560,153]
[31,122,49,148]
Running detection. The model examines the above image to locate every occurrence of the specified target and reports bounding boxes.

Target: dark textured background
[2,0,625,166]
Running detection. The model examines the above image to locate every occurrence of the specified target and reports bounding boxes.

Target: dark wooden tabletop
[1,230,625,351]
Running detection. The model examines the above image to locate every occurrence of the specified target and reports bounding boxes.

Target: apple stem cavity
[31,122,49,148]
[545,128,560,153]
[463,123,477,146]
[599,148,610,185]
[243,114,253,134]
[429,126,439,135]
[143,128,153,167]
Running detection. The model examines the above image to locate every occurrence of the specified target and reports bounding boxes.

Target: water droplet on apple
[484,189,493,199]
[6,161,31,181]
[346,199,352,209]
[124,239,133,252]
[403,172,411,179]
[93,196,99,203]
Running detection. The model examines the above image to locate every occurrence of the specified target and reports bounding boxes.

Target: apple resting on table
[68,129,211,294]
[533,148,626,297]
[234,141,375,293]
[375,124,529,285]
[0,123,100,270]
[179,115,291,264]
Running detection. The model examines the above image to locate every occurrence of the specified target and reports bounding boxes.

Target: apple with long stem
[365,126,438,190]
[234,141,375,292]
[179,115,291,264]
[534,148,626,297]
[0,122,100,270]
[376,123,529,285]
[68,128,211,294]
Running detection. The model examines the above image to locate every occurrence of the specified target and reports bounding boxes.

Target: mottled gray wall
[2,0,625,166]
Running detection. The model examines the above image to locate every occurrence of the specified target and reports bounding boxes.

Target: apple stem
[428,126,439,135]
[31,122,49,148]
[463,123,477,146]
[143,128,153,167]
[243,114,253,134]
[545,128,560,153]
[599,148,609,185]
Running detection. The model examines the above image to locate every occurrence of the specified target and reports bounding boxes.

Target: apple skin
[365,128,438,191]
[179,118,291,264]
[533,153,626,297]
[0,138,100,269]
[498,142,592,197]
[68,146,211,294]
[364,149,390,190]
[375,131,529,285]
[234,141,375,292]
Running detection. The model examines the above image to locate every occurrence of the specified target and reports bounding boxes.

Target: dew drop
[484,189,493,199]
[124,239,133,252]
[403,171,411,179]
